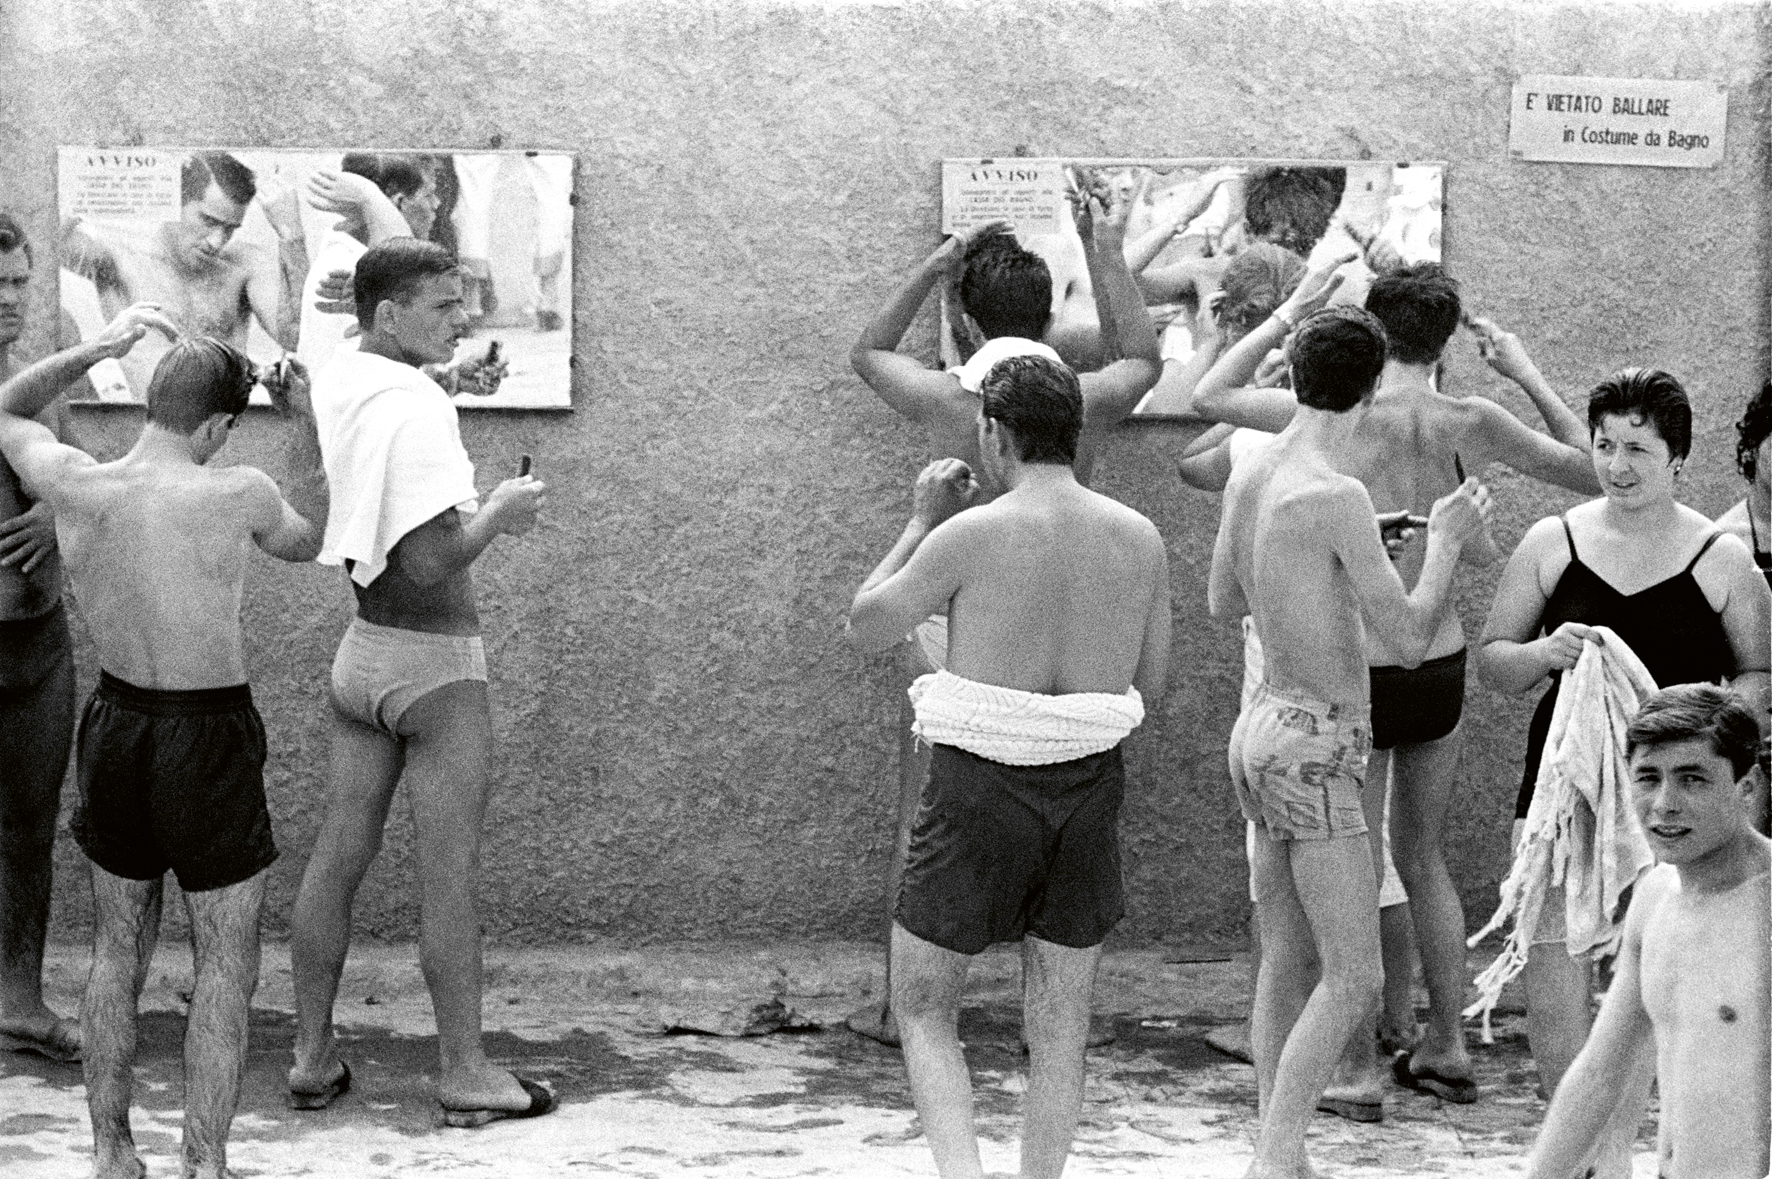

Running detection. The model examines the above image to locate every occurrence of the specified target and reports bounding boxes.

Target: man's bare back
[1635,862,1771,1177]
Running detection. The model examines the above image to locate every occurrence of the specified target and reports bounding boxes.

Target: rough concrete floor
[3,942,1657,1178]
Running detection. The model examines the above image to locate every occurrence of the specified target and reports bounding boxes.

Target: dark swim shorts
[896,743,1125,956]
[72,671,277,892]
[1368,648,1466,751]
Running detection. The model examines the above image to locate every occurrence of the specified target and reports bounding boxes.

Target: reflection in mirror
[57,147,575,409]
[940,158,1442,419]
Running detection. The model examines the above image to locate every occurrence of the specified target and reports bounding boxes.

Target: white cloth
[947,336,1063,394]
[1464,627,1658,1037]
[295,227,367,373]
[909,668,1143,766]
[312,350,479,588]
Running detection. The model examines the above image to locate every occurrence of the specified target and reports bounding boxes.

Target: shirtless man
[1526,684,1769,1179]
[0,326,327,1179]
[0,214,87,1064]
[846,190,1160,1045]
[288,239,551,1125]
[1195,262,1599,1105]
[1208,305,1488,1178]
[847,353,1170,1179]
[61,152,306,399]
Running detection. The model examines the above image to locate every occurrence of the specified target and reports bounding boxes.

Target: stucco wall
[3,0,1766,946]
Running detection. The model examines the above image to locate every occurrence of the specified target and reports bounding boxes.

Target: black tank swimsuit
[1515,518,1735,817]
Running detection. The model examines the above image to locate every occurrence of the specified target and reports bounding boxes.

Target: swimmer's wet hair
[1217,244,1305,343]
[355,239,460,329]
[341,153,430,203]
[0,212,31,265]
[1735,382,1772,482]
[981,354,1081,466]
[960,230,1052,342]
[1289,306,1386,413]
[1243,167,1346,258]
[180,153,256,208]
[145,338,254,434]
[1587,368,1690,462]
[1626,683,1762,783]
[1365,263,1460,366]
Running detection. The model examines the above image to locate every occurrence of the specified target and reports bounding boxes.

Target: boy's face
[1630,737,1751,864]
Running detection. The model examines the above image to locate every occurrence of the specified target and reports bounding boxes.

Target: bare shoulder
[1714,497,1751,535]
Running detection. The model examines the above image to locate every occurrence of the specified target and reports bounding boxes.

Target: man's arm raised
[247,171,311,350]
[244,359,331,563]
[1337,476,1489,666]
[847,458,977,652]
[387,475,546,587]
[1466,317,1600,494]
[850,223,1005,426]
[1074,187,1160,430]
[1191,251,1356,431]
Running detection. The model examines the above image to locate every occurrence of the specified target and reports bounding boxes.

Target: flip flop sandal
[441,1075,556,1128]
[289,1060,352,1110]
[1392,1050,1478,1103]
[1316,1095,1384,1123]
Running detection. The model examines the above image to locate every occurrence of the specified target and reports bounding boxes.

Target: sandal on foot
[0,1017,81,1063]
[441,1075,556,1128]
[289,1060,352,1110]
[1392,1051,1478,1103]
[843,1001,900,1047]
[1316,1095,1384,1123]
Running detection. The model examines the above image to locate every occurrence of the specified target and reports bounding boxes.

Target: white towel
[947,336,1064,394]
[909,668,1144,766]
[312,349,479,588]
[1464,626,1658,1038]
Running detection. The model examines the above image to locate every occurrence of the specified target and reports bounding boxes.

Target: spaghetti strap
[1560,515,1577,562]
[1684,531,1723,573]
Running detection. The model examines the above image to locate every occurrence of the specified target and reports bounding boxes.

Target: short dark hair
[341,152,429,202]
[354,239,459,328]
[0,212,32,265]
[980,354,1082,466]
[1587,368,1691,462]
[181,153,256,208]
[1243,167,1347,258]
[1218,243,1304,343]
[1735,382,1772,482]
[1289,306,1386,412]
[1364,263,1460,365]
[1626,683,1762,783]
[960,230,1052,342]
[145,338,254,433]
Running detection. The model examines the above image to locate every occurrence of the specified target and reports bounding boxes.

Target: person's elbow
[845,599,899,654]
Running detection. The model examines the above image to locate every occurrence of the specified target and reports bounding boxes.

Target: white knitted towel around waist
[909,668,1144,766]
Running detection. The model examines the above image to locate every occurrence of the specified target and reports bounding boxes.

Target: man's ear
[371,298,400,336]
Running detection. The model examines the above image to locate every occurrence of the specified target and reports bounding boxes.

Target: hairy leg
[1020,936,1101,1179]
[289,711,401,1090]
[180,873,266,1179]
[1326,753,1391,1105]
[0,650,75,1040]
[399,680,528,1111]
[1251,835,1382,1177]
[1389,724,1473,1077]
[1377,902,1419,1052]
[890,922,981,1179]
[83,866,162,1179]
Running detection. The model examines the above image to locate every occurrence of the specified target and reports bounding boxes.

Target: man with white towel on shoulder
[286,238,553,1127]
[847,353,1171,1179]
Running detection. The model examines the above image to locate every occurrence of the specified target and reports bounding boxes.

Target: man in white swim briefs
[287,239,552,1126]
[846,186,1161,1046]
[1209,306,1489,1179]
[1526,684,1769,1179]
[848,353,1171,1179]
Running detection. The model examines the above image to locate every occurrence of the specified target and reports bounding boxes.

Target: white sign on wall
[941,159,1067,236]
[1508,75,1726,169]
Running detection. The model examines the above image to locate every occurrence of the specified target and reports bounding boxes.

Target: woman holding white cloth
[1478,367,1769,1169]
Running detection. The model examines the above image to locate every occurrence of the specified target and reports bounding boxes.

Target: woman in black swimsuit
[1478,369,1771,1129]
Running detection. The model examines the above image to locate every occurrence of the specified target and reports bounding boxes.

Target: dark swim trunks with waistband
[1368,648,1466,751]
[896,743,1125,956]
[72,671,277,892]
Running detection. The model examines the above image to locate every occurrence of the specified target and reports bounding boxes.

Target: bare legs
[1248,833,1383,1179]
[290,679,528,1111]
[892,923,1100,1179]
[1388,724,1473,1082]
[83,864,265,1179]
[0,645,76,1052]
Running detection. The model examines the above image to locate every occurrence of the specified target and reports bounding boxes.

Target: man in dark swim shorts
[848,354,1170,1178]
[0,328,327,1179]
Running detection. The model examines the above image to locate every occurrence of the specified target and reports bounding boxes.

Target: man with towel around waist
[287,239,551,1125]
[848,353,1171,1179]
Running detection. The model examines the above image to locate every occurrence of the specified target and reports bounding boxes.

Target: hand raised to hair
[92,303,180,359]
[912,458,980,529]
